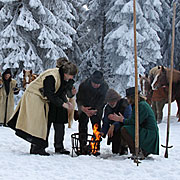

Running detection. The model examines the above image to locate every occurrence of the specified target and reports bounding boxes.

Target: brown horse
[139,66,162,104]
[151,66,180,121]
[23,69,38,90]
[139,66,178,123]
[0,72,3,88]
[139,74,152,105]
[139,66,169,103]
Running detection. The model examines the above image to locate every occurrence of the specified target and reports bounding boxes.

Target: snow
[16,6,40,31]
[0,102,180,180]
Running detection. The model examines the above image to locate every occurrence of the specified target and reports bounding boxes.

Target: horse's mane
[149,66,163,78]
[164,67,180,84]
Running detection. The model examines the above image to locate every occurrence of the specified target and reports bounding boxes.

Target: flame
[90,123,101,154]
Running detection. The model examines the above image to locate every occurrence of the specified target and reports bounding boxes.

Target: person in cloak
[43,57,76,155]
[109,87,159,159]
[100,89,132,155]
[0,68,19,126]
[7,61,78,156]
[76,70,109,154]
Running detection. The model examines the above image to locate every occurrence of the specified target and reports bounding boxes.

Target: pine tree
[63,0,87,67]
[138,0,162,70]
[105,0,162,94]
[0,0,76,75]
[174,1,180,70]
[0,1,43,73]
[105,0,144,93]
[78,0,111,82]
[158,0,172,68]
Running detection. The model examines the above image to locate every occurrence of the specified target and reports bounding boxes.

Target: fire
[90,123,101,154]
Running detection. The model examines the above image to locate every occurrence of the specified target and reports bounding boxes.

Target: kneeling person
[110,87,159,159]
[101,89,132,155]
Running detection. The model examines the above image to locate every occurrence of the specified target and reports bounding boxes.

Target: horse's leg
[156,99,166,123]
[146,90,153,106]
[152,101,157,121]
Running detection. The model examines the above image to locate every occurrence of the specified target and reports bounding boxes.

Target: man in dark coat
[100,89,132,155]
[109,87,159,159]
[76,70,109,154]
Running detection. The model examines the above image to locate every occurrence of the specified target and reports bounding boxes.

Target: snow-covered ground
[0,102,180,180]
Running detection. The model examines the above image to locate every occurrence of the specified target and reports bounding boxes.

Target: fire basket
[71,133,101,157]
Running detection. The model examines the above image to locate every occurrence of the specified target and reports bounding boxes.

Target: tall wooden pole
[133,0,139,165]
[164,2,176,158]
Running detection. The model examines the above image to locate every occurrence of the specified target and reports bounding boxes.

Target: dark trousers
[121,127,150,157]
[121,127,135,154]
[31,122,65,152]
[111,128,121,154]
[107,126,127,154]
[46,121,65,149]
[78,111,102,152]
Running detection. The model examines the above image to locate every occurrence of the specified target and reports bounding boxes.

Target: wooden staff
[163,2,176,158]
[133,0,140,165]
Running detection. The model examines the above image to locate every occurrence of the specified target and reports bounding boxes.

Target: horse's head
[151,66,168,90]
[139,74,151,96]
[23,69,33,89]
[22,70,39,90]
[0,72,3,88]
[149,66,161,84]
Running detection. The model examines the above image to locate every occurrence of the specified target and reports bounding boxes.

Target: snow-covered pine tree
[0,0,42,74]
[105,0,145,94]
[157,0,180,70]
[43,0,76,68]
[138,0,162,71]
[105,0,162,94]
[158,0,172,68]
[0,0,76,76]
[174,1,180,70]
[64,0,87,67]
[77,0,111,82]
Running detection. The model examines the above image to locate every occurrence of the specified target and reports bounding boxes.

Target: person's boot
[55,148,70,155]
[30,144,50,156]
[142,149,150,157]
[129,151,145,160]
[119,146,128,155]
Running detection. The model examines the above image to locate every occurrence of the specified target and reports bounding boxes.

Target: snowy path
[0,102,180,180]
